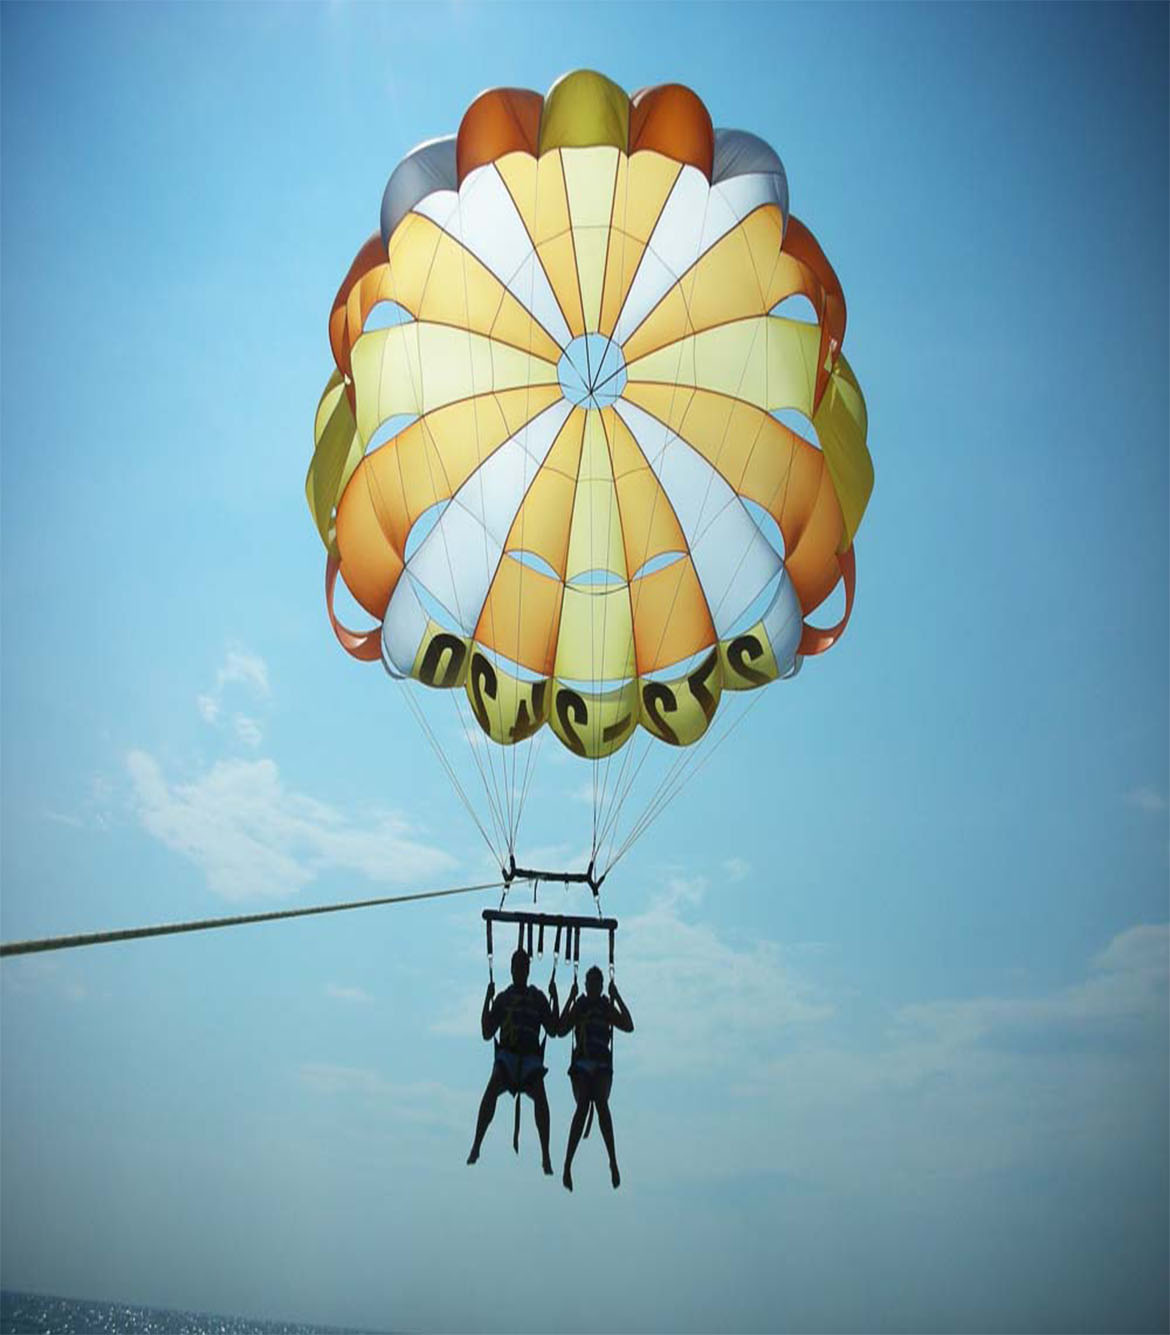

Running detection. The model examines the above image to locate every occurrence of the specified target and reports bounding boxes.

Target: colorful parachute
[307,71,872,773]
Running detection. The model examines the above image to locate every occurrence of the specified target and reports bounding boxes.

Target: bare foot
[562,1165,573,1192]
[542,1158,554,1176]
[610,1161,620,1189]
[467,1147,479,1165]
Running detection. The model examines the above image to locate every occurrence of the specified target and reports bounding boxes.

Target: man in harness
[467,947,560,1175]
[558,964,634,1191]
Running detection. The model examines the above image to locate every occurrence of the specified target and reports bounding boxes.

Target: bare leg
[562,1095,590,1191]
[594,1097,620,1188]
[530,1081,554,1175]
[468,1069,507,1164]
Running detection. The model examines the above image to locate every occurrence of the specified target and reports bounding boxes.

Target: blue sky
[1,4,1167,1332]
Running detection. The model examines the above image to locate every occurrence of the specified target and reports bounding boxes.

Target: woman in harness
[467,947,560,1175]
[558,964,634,1191]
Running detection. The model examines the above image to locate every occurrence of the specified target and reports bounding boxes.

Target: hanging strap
[486,918,494,986]
[550,924,562,989]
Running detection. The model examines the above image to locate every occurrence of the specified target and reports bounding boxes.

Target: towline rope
[0,881,504,958]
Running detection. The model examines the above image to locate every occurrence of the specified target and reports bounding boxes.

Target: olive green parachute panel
[548,676,639,759]
[307,370,364,549]
[637,648,722,746]
[812,351,871,548]
[719,621,783,691]
[539,70,630,155]
[464,649,550,747]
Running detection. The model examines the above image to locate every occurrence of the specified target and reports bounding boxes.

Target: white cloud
[616,876,834,1075]
[722,856,751,883]
[198,647,270,738]
[218,648,270,696]
[42,774,115,833]
[298,1063,466,1131]
[44,810,85,829]
[233,714,263,748]
[1,956,91,1004]
[126,750,454,901]
[1126,786,1168,814]
[325,983,374,1004]
[892,922,1169,1046]
[722,923,1170,1196]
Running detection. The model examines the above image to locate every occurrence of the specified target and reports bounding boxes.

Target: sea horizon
[0,1289,392,1335]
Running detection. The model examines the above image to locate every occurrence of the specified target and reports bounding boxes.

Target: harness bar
[483,909,618,932]
[501,855,606,896]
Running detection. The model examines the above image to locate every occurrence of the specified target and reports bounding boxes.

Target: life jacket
[496,984,545,1055]
[572,996,613,1064]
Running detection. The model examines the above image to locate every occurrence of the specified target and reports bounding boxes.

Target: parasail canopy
[306,70,873,869]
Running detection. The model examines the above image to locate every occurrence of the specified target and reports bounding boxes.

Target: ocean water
[0,1292,387,1335]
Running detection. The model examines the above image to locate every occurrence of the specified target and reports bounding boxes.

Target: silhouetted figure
[467,947,560,1174]
[558,965,634,1191]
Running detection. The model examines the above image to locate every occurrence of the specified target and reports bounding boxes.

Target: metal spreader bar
[483,909,618,933]
[501,855,605,896]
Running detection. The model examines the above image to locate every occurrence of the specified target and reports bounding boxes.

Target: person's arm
[481,983,500,1040]
[556,990,578,1038]
[608,981,634,1033]
[545,978,561,1033]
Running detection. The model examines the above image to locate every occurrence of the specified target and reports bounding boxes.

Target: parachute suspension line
[586,389,601,862]
[510,163,535,867]
[455,224,517,858]
[0,880,504,959]
[593,730,634,871]
[592,408,631,866]
[589,151,635,414]
[384,216,513,867]
[595,155,643,857]
[594,709,642,867]
[604,734,697,873]
[599,197,798,877]
[506,145,555,865]
[607,709,733,873]
[588,180,723,872]
[594,725,654,871]
[607,689,766,874]
[450,689,510,861]
[513,726,545,853]
[602,214,816,875]
[400,684,502,865]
